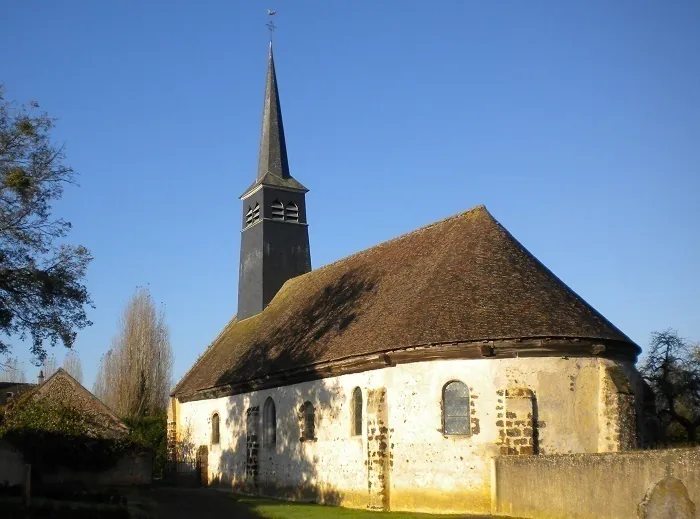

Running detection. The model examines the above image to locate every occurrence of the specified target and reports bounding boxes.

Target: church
[169,43,649,515]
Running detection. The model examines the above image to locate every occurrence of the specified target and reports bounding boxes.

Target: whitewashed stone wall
[173,356,642,514]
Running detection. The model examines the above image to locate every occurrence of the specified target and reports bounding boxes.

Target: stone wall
[493,447,700,519]
[0,440,25,486]
[495,388,539,455]
[40,451,153,487]
[0,442,152,488]
[175,356,643,514]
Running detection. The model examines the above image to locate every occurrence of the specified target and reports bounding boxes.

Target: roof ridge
[175,206,492,392]
[173,203,637,398]
[282,205,491,286]
[23,368,127,429]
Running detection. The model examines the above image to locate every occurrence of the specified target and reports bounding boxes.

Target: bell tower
[237,43,311,321]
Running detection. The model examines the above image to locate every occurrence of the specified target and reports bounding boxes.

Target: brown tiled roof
[173,206,635,397]
[27,369,129,439]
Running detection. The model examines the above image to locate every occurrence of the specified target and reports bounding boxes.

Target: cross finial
[266,8,277,42]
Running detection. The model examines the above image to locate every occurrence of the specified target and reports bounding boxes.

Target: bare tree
[62,350,83,383]
[0,357,26,383]
[93,287,173,418]
[640,329,700,444]
[42,355,58,379]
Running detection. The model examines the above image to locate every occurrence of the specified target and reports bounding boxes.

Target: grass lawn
[148,487,519,519]
[222,493,503,519]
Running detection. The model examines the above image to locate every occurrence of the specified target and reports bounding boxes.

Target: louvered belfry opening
[253,203,260,222]
[271,199,284,220]
[285,202,299,222]
[246,207,253,226]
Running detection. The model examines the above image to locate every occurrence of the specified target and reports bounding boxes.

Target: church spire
[241,42,306,199]
[257,42,290,181]
[236,41,311,321]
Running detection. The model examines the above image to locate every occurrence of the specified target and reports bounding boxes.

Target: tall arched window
[211,412,220,445]
[442,381,470,436]
[252,202,260,222]
[351,387,362,436]
[285,202,299,223]
[245,207,253,226]
[300,401,315,442]
[271,200,284,220]
[263,397,276,447]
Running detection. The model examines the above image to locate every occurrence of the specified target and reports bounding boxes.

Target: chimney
[37,370,44,384]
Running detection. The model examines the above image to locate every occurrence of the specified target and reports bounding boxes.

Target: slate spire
[257,42,290,181]
[236,42,312,321]
[241,42,307,198]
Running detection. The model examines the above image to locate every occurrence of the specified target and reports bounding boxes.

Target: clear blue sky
[1,1,698,389]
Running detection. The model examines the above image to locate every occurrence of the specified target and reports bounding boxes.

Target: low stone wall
[0,441,25,486]
[0,442,152,488]
[41,451,153,486]
[493,447,700,519]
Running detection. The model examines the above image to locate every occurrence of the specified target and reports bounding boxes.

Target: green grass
[226,494,494,519]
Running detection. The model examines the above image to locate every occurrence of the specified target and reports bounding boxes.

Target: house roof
[24,368,129,439]
[0,382,35,406]
[173,205,637,399]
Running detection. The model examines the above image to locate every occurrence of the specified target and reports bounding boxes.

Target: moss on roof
[173,206,634,397]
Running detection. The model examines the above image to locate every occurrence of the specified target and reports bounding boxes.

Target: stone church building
[170,44,649,514]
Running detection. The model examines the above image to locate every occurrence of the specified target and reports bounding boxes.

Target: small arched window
[263,397,276,447]
[271,200,284,220]
[442,381,470,436]
[245,207,253,226]
[252,202,260,222]
[351,387,362,436]
[300,401,315,442]
[211,413,220,445]
[285,202,299,223]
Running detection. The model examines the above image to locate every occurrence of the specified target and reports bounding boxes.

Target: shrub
[123,412,167,475]
[0,399,141,473]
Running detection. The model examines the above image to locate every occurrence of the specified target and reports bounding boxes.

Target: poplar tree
[94,287,173,418]
[62,350,83,383]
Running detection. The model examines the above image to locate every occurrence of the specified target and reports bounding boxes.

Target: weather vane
[266,8,277,41]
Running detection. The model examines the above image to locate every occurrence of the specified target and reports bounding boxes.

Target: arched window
[442,381,470,435]
[211,412,220,445]
[252,202,260,222]
[263,397,276,447]
[245,206,253,226]
[285,202,299,223]
[300,401,315,441]
[351,387,362,436]
[271,200,284,220]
